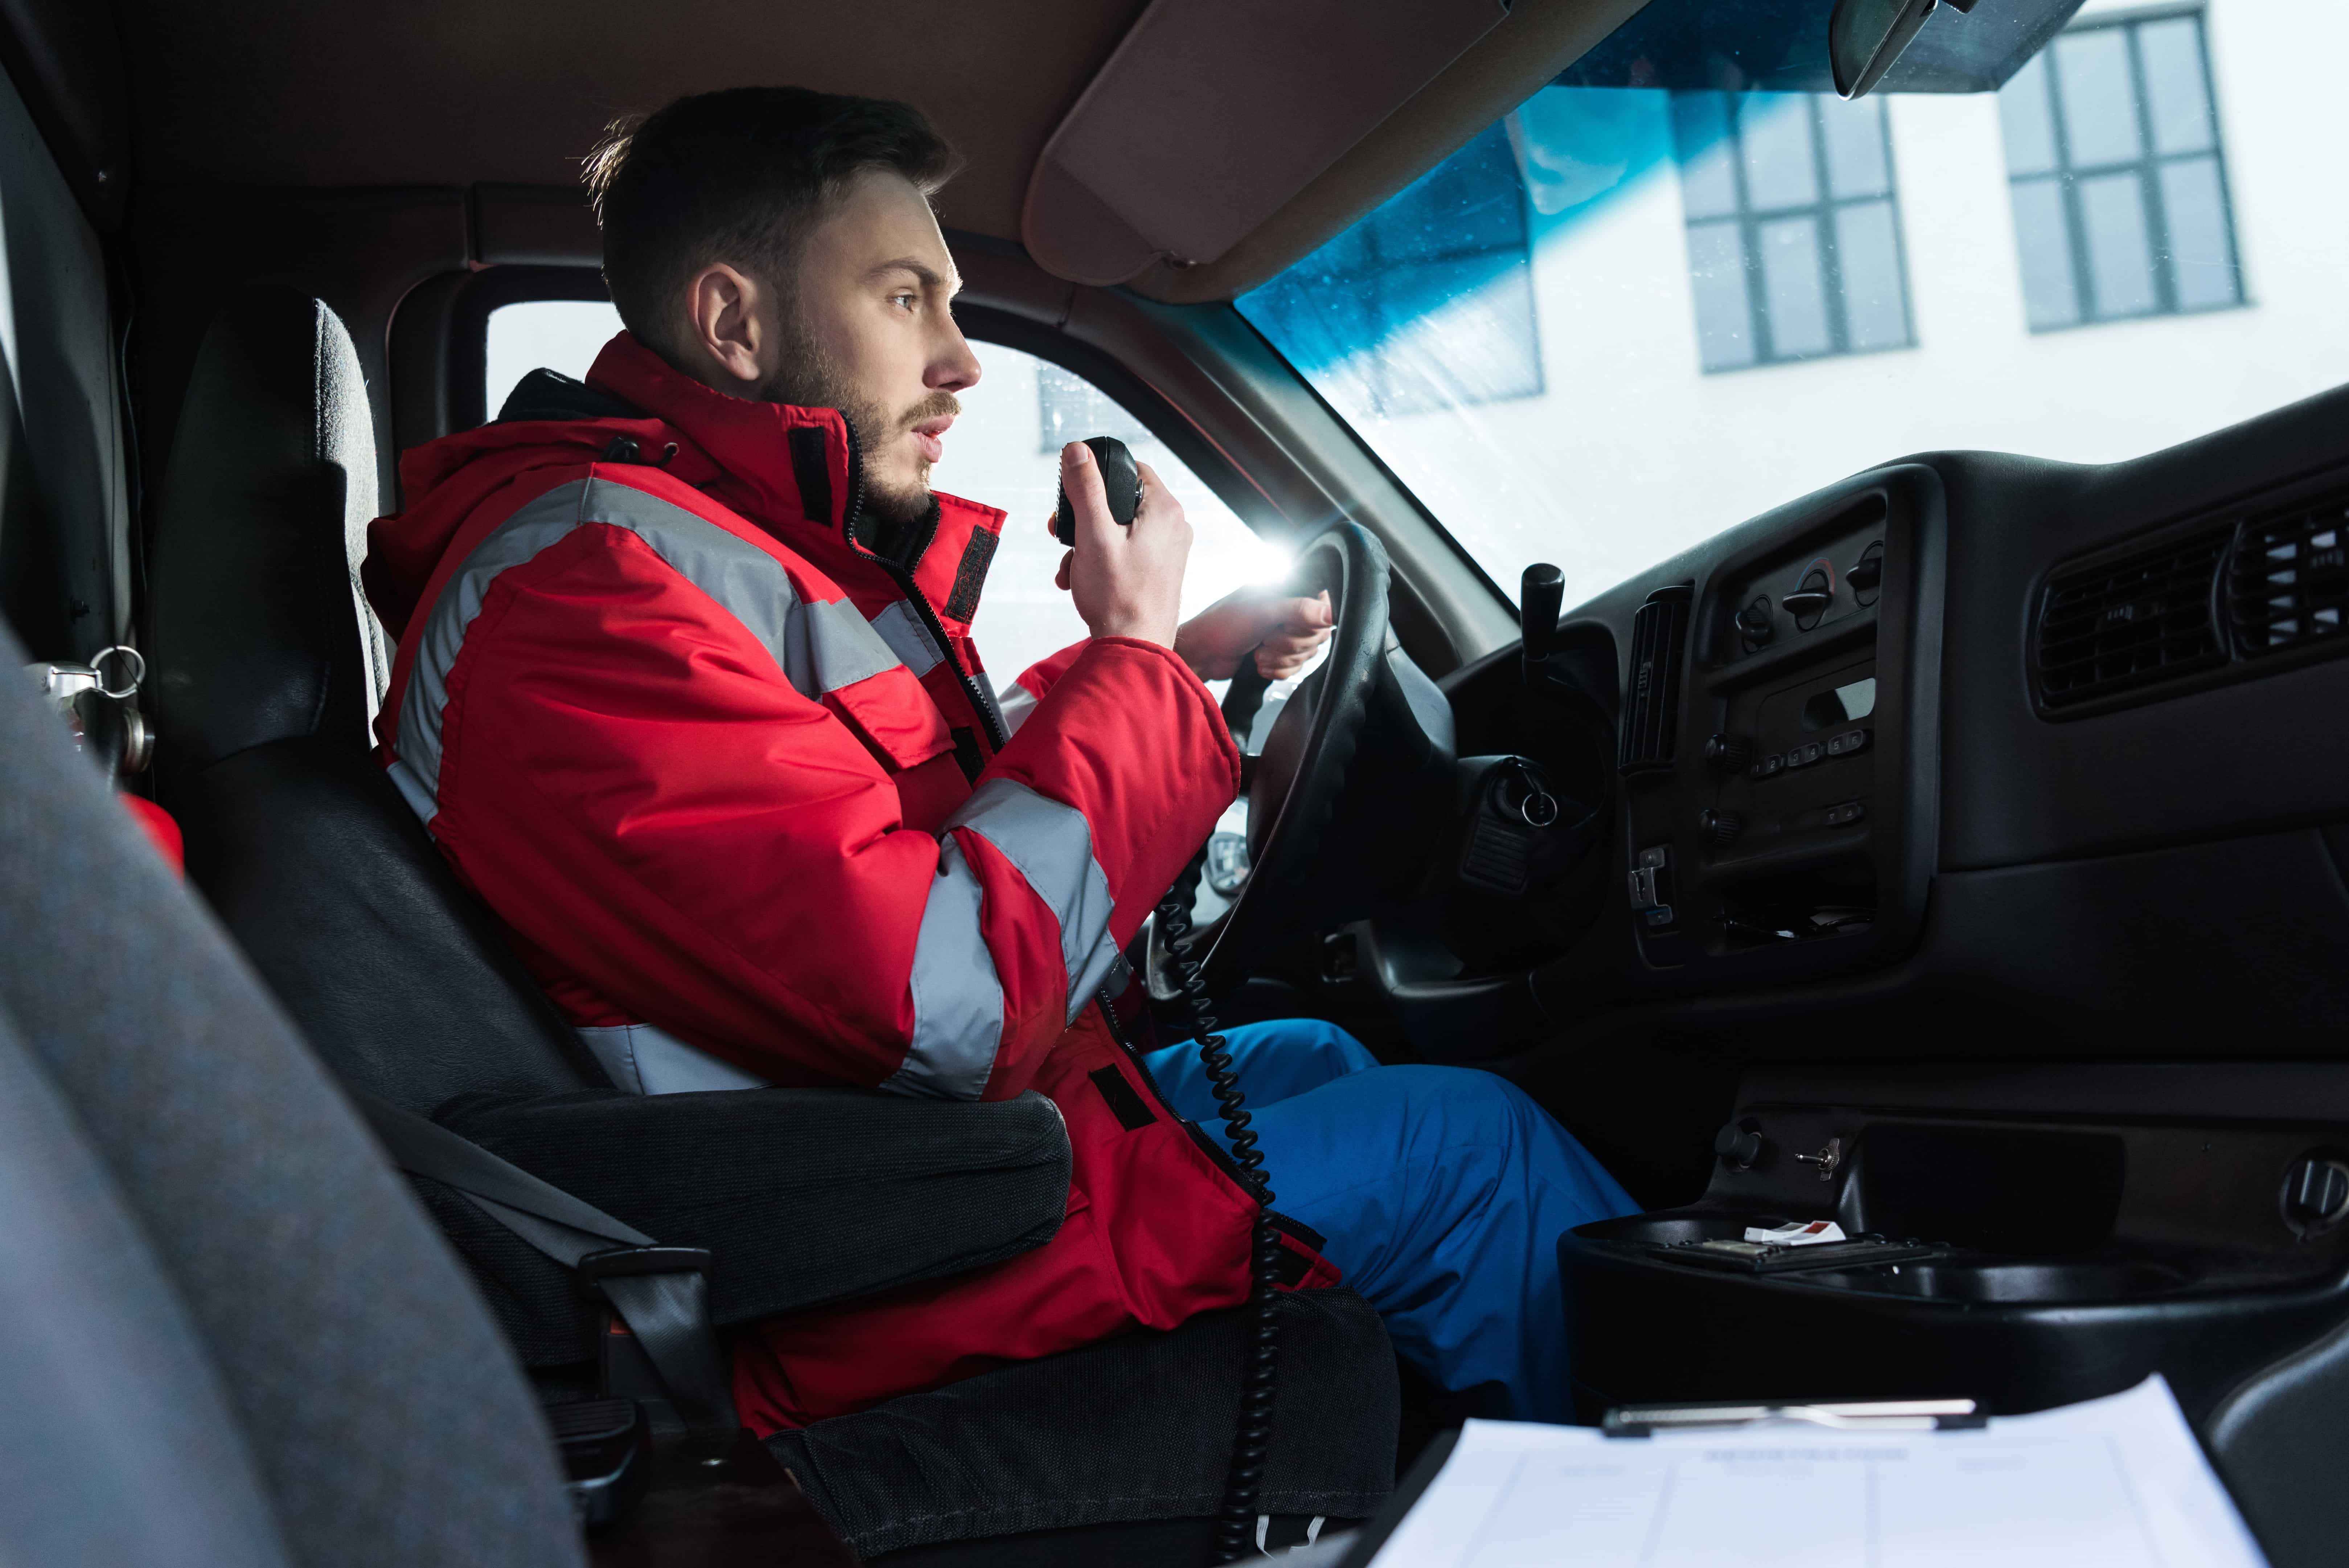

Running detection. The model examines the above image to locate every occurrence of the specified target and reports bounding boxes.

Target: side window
[484,299,623,418]
[473,307,1282,686]
[1670,91,1916,373]
[1997,11,2242,331]
[959,341,1285,684]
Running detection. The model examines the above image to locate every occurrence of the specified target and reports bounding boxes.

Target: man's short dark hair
[585,87,962,358]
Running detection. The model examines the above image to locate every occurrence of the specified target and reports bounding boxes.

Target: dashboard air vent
[2229,496,2347,657]
[1618,586,1689,773]
[2035,527,2228,709]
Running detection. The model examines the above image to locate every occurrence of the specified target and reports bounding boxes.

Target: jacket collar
[584,332,864,545]
[578,333,1002,633]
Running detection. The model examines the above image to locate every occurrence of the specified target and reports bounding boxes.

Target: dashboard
[1424,378,2349,1062]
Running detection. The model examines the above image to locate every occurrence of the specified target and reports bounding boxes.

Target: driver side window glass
[485,298,621,418]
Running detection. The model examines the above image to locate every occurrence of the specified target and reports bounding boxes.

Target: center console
[1612,465,1943,989]
[1562,1063,2349,1424]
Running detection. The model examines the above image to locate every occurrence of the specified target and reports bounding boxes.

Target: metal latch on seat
[579,1246,738,1434]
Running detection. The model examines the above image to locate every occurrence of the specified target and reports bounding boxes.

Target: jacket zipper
[839,422,1009,753]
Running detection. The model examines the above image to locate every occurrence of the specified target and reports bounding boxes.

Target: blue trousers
[1142,1019,1637,1423]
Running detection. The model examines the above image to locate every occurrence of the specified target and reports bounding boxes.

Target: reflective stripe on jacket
[364,333,1335,1430]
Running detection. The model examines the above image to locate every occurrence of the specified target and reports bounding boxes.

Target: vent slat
[2035,525,2228,708]
[2231,498,2349,657]
[1618,592,1687,773]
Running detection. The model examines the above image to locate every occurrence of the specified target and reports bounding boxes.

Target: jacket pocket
[825,665,953,770]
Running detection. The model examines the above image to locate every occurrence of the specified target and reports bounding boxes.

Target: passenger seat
[0,619,580,1566]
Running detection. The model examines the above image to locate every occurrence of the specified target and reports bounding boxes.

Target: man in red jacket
[365,87,1631,1434]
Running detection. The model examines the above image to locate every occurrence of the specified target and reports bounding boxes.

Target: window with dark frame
[1670,91,1917,374]
[1998,9,2243,331]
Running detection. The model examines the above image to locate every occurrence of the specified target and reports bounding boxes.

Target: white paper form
[1367,1376,2268,1568]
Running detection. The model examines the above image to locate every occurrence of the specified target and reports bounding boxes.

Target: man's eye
[890,292,917,312]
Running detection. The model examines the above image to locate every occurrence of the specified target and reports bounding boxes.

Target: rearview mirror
[1830,0,1976,98]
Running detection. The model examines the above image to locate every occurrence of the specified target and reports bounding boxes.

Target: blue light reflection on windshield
[1236,89,1797,405]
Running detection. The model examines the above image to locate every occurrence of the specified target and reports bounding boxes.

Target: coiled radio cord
[1154,888,1284,1565]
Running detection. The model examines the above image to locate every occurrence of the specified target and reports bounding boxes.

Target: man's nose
[930,313,982,394]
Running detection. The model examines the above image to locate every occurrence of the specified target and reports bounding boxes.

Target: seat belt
[354,1095,740,1432]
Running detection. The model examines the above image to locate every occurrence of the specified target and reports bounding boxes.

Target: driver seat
[144,287,1399,1560]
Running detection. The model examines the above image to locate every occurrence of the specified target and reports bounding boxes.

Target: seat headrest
[151,290,383,798]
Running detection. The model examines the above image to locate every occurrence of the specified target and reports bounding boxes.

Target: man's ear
[683,263,768,389]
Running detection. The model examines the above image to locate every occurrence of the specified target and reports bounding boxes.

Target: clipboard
[1332,1399,1977,1567]
[1329,1377,2268,1568]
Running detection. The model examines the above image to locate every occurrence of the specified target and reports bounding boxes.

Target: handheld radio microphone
[1052,436,1141,545]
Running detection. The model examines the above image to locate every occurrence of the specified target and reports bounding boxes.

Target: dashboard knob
[1704,732,1751,773]
[1735,597,1774,644]
[1782,570,1833,622]
[1699,808,1742,846]
[1847,550,1884,594]
[1713,1123,1763,1170]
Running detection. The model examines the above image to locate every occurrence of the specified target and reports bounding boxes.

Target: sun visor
[1023,0,1509,287]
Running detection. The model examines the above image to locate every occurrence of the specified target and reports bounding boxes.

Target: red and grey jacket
[365,333,1334,1432]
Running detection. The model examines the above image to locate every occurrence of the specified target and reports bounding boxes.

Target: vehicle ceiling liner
[105,0,1660,307]
[107,0,1152,251]
[1556,0,2085,94]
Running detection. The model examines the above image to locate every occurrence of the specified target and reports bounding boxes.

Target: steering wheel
[1162,520,1391,1000]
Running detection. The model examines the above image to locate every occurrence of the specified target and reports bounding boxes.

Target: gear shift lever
[1521,562,1564,686]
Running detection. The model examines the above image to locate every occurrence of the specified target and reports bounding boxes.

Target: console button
[2284,1155,2349,1235]
[1630,845,1670,912]
[1631,846,1677,931]
[1823,802,1867,826]
[1783,568,1833,625]
[1826,727,1872,758]
[1849,542,1885,604]
[1785,741,1824,769]
[1758,753,1784,777]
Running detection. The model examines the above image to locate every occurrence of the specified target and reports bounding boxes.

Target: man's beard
[756,321,959,534]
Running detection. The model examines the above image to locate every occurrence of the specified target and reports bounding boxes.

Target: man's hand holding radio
[1051,439,1335,680]
[1054,438,1189,650]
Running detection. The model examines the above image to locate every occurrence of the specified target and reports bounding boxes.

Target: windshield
[1237,0,2341,611]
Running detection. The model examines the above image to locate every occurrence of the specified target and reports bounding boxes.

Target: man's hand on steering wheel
[1174,587,1334,682]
